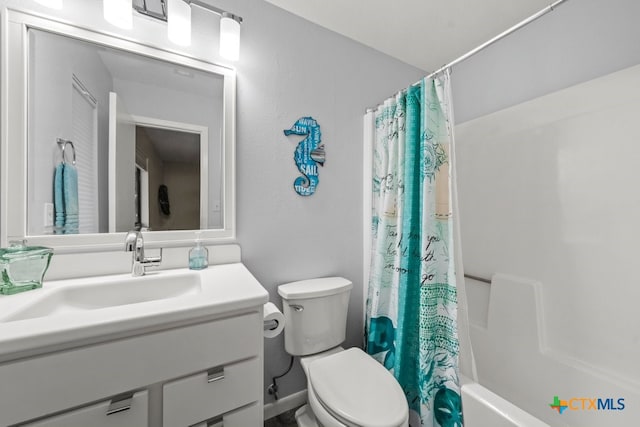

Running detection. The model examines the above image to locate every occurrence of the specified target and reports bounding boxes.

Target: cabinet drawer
[191,402,261,427]
[21,391,148,427]
[163,358,260,427]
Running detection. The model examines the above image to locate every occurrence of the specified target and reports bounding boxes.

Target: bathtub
[461,376,549,427]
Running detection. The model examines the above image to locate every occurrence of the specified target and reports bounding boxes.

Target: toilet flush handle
[289,304,304,312]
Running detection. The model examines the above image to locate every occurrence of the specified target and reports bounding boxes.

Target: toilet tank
[278,277,353,356]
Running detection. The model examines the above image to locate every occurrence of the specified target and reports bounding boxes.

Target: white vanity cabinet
[0,310,264,427]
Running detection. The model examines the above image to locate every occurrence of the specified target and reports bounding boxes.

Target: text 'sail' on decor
[283,117,324,196]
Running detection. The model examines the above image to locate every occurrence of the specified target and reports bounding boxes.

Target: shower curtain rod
[424,0,569,80]
[367,0,569,111]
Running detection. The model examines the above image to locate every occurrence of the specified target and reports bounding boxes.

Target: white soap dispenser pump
[188,232,208,270]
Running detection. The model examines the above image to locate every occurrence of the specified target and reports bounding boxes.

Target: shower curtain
[365,70,472,427]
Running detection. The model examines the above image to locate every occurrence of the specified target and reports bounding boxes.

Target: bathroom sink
[0,263,269,363]
[2,271,202,322]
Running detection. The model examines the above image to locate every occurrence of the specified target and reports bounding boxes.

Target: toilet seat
[307,348,408,427]
[307,384,347,427]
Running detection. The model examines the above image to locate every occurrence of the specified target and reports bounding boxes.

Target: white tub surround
[465,274,640,427]
[461,377,549,427]
[457,62,640,425]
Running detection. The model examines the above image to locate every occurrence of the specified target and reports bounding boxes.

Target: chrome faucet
[124,231,162,276]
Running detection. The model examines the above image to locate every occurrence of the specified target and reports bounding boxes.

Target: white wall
[452,0,640,425]
[3,0,425,405]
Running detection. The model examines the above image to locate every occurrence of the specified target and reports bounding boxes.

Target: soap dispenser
[188,232,208,270]
[0,240,53,295]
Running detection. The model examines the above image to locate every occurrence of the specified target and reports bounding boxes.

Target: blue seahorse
[283,117,324,196]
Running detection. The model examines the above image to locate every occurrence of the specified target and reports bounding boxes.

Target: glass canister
[0,240,53,295]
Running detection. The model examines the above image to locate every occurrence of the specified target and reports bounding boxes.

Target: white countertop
[0,262,268,363]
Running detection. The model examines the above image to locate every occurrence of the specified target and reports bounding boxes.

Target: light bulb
[219,13,240,61]
[168,0,191,47]
[103,0,132,30]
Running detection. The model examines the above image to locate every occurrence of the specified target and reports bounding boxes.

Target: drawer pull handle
[207,367,225,383]
[188,415,223,427]
[106,394,133,416]
[207,416,223,426]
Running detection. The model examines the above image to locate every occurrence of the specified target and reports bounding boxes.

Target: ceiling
[139,127,201,163]
[97,48,223,99]
[264,0,552,71]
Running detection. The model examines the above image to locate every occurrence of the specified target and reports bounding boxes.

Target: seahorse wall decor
[283,116,325,196]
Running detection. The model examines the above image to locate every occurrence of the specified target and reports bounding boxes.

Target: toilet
[278,277,409,427]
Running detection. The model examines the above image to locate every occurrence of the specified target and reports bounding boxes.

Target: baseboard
[263,389,308,421]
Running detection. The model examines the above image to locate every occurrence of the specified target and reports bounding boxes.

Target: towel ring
[57,138,76,165]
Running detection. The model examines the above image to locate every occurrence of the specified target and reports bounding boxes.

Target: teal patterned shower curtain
[365,71,462,427]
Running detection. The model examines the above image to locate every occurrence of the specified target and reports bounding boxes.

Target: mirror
[29,29,221,235]
[3,10,236,249]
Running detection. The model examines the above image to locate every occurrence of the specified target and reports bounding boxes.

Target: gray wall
[452,0,640,123]
[219,0,425,401]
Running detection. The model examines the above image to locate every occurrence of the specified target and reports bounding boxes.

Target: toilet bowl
[278,277,409,427]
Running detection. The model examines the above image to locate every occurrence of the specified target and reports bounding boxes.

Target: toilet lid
[308,348,407,427]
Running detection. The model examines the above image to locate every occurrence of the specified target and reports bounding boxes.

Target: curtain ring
[56,138,76,165]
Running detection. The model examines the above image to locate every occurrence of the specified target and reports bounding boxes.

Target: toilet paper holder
[262,302,285,338]
[264,318,279,331]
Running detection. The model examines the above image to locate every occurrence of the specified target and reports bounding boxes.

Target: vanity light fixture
[34,0,63,9]
[219,11,241,61]
[104,0,133,29]
[167,0,192,47]
[127,0,242,61]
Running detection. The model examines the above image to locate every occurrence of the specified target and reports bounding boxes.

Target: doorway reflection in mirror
[27,28,223,236]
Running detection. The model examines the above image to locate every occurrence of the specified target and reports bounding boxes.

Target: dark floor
[264,407,298,427]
